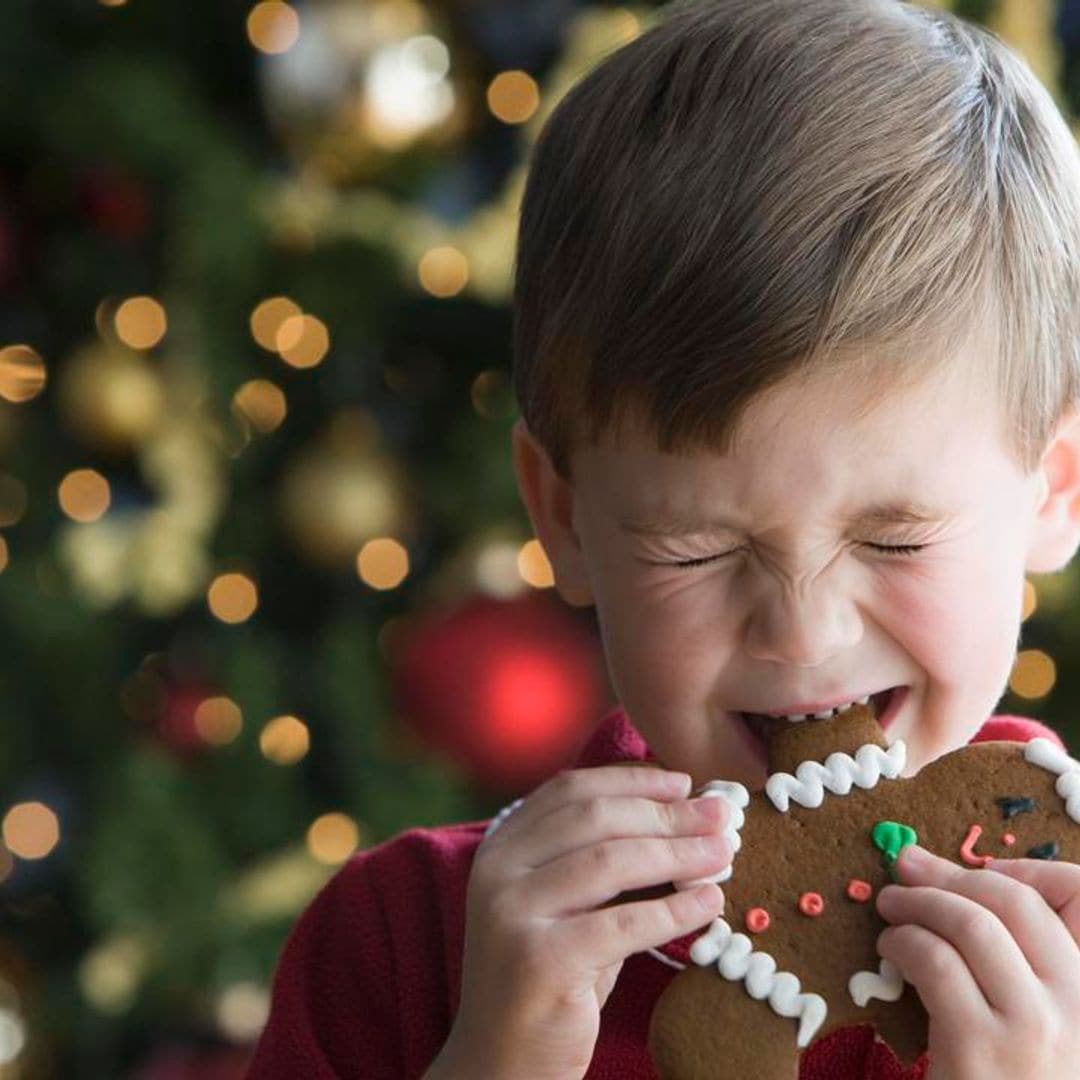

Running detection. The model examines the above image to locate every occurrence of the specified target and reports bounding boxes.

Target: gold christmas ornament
[279,411,415,569]
[57,340,166,454]
[257,0,465,184]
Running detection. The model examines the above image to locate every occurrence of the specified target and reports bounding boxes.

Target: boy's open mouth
[738,686,906,744]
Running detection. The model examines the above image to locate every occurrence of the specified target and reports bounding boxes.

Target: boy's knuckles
[952,906,1003,950]
[572,795,610,831]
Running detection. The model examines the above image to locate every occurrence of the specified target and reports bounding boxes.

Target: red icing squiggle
[959,823,994,866]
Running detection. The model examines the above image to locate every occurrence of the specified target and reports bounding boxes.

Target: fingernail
[667,772,693,795]
[898,844,930,872]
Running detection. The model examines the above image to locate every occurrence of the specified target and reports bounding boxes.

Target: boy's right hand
[432,765,731,1080]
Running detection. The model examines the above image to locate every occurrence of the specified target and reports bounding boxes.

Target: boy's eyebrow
[617,500,951,537]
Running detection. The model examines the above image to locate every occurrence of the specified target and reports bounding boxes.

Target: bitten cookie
[646,704,1080,1079]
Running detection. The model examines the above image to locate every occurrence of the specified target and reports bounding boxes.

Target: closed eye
[669,543,928,570]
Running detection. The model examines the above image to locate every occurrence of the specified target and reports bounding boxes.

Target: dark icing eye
[996,796,1036,820]
[1027,841,1059,860]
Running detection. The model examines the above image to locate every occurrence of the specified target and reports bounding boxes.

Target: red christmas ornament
[148,680,222,758]
[391,592,610,791]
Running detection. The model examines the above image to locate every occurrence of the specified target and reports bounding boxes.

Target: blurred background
[1,0,1079,1076]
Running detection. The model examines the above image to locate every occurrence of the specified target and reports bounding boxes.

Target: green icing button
[872,820,918,868]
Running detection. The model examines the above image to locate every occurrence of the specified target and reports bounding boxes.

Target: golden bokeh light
[233,379,288,434]
[259,715,310,765]
[0,345,47,404]
[418,246,469,298]
[250,296,302,352]
[194,696,244,746]
[1009,648,1057,700]
[114,296,167,350]
[275,314,330,369]
[1021,579,1037,621]
[248,1,301,55]
[470,370,515,420]
[3,801,60,860]
[356,538,410,590]
[216,981,271,1042]
[98,0,128,6]
[207,572,259,624]
[0,536,8,575]
[306,812,360,865]
[58,469,111,523]
[486,70,541,125]
[0,476,26,528]
[517,539,555,589]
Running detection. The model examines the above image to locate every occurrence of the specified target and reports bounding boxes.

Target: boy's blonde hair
[512,0,1080,480]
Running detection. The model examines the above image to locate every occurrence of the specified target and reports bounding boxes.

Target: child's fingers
[876,884,1039,1011]
[987,859,1080,946]
[522,832,732,917]
[876,923,989,1029]
[511,792,728,872]
[896,846,1078,985]
[556,883,726,972]
[482,765,692,850]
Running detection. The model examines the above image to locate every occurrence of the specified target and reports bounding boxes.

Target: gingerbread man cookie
[646,704,1080,1079]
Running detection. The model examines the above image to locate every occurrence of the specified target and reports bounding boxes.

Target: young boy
[247,0,1080,1076]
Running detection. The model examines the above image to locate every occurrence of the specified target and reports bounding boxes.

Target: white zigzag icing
[849,959,904,1007]
[674,780,749,889]
[690,918,827,1048]
[482,796,524,839]
[765,741,907,813]
[1024,738,1080,825]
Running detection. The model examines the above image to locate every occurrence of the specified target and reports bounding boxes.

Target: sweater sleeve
[245,847,405,1079]
[246,823,483,1080]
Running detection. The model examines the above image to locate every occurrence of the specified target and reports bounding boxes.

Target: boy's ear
[1026,406,1080,574]
[511,417,595,608]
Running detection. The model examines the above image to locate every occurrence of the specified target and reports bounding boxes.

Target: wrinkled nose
[742,578,863,667]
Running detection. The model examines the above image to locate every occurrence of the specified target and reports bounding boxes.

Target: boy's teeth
[779,695,871,723]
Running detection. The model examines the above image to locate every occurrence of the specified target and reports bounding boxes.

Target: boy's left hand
[875,844,1080,1079]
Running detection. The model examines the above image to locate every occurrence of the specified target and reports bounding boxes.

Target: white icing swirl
[1024,738,1080,824]
[482,796,524,839]
[675,780,749,889]
[765,741,907,813]
[690,917,828,1048]
[849,959,904,1007]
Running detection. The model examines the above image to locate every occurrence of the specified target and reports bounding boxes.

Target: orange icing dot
[798,891,825,917]
[745,907,771,933]
[846,878,873,902]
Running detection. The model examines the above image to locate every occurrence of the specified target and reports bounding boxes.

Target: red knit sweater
[246,707,1063,1079]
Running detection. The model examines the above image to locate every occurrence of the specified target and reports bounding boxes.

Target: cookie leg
[649,964,802,1080]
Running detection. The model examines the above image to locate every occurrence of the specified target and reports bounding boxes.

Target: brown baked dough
[643,704,1080,1079]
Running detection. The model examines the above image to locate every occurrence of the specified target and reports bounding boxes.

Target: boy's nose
[742,584,863,667]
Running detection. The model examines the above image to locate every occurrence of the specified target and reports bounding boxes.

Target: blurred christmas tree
[0,0,1077,1077]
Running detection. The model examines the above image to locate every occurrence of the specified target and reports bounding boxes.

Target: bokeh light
[0,345,47,403]
[114,296,167,350]
[194,696,244,746]
[259,715,310,765]
[1009,648,1057,700]
[58,469,111,523]
[517,539,555,589]
[233,379,288,434]
[247,1,300,55]
[417,246,468,298]
[207,572,259,624]
[306,812,360,865]
[486,70,541,125]
[250,296,302,352]
[356,537,410,590]
[3,801,60,859]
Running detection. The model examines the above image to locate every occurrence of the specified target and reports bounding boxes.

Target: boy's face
[514,352,1080,791]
